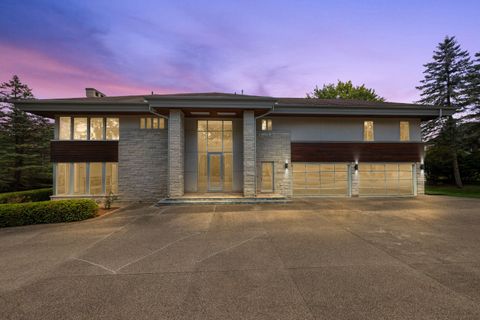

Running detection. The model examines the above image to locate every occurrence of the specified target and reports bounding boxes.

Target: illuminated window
[73,163,87,194]
[73,118,88,140]
[59,117,71,140]
[56,163,70,195]
[90,118,104,140]
[105,162,118,194]
[261,119,272,131]
[89,163,103,195]
[106,118,119,140]
[140,117,165,130]
[363,121,374,141]
[400,121,410,141]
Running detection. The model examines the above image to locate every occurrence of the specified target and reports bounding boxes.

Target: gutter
[148,105,169,120]
[255,102,277,120]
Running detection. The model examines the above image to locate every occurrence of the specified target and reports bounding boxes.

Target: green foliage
[0,75,53,192]
[103,191,118,209]
[425,185,480,199]
[307,80,385,101]
[465,52,480,120]
[0,188,53,204]
[0,199,98,228]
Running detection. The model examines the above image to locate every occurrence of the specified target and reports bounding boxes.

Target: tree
[307,80,385,101]
[465,52,480,120]
[0,75,53,192]
[416,36,472,188]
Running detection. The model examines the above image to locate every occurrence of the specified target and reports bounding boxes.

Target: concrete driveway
[1,196,480,319]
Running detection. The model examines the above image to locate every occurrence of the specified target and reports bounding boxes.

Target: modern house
[14,89,454,202]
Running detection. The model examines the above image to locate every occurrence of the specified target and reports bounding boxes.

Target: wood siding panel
[291,142,424,162]
[51,141,118,162]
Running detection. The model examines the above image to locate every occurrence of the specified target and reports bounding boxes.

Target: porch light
[420,163,425,171]
[285,159,289,169]
[354,163,358,171]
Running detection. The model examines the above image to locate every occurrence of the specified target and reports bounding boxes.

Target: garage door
[359,163,414,196]
[293,163,350,196]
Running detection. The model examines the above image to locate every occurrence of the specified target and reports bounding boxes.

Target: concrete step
[157,196,289,205]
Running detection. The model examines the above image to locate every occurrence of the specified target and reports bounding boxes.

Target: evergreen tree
[416,36,472,188]
[465,52,480,120]
[307,80,385,101]
[0,75,53,192]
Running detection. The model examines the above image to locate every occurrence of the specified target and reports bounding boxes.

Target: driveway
[1,196,480,319]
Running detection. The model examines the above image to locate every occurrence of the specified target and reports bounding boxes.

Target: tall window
[261,119,272,131]
[73,118,88,140]
[59,117,71,140]
[106,118,119,140]
[400,121,410,141]
[89,163,103,195]
[106,163,118,194]
[90,118,104,140]
[363,121,374,141]
[56,163,70,195]
[73,163,87,194]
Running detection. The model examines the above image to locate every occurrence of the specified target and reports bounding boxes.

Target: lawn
[426,185,480,198]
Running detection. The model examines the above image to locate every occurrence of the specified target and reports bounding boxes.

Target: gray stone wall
[243,111,256,197]
[416,162,425,195]
[168,110,185,197]
[256,131,292,197]
[350,163,359,197]
[118,116,168,201]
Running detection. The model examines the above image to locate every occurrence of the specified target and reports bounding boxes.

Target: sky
[1,0,479,102]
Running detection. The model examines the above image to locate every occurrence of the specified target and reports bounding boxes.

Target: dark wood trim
[51,141,118,162]
[291,142,424,162]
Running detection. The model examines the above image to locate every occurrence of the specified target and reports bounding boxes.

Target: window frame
[57,116,119,141]
[400,121,410,141]
[363,120,374,141]
[140,117,166,130]
[261,119,272,131]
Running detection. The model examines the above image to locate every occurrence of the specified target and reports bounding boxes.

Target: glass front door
[208,153,223,192]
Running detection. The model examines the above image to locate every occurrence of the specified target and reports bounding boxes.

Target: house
[14,89,454,202]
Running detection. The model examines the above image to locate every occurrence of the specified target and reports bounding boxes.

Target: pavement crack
[196,233,265,263]
[73,258,117,274]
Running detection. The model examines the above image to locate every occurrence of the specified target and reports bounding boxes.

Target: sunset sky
[1,0,479,101]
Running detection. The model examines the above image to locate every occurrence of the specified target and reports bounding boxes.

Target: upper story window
[363,121,374,141]
[400,121,410,141]
[58,117,119,140]
[140,117,165,129]
[261,119,272,131]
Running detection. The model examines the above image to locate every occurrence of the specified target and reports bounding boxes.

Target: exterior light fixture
[420,163,425,170]
[354,163,359,171]
[285,159,289,169]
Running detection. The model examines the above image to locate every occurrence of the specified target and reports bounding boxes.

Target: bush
[0,199,98,228]
[0,188,53,204]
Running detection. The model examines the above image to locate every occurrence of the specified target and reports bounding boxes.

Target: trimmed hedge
[0,188,53,204]
[0,199,98,228]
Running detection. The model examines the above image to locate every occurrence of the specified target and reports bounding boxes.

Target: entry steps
[157,195,289,205]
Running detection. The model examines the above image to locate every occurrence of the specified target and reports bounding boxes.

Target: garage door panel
[359,162,414,196]
[293,162,350,196]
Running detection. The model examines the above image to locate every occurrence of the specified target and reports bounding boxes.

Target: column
[243,110,256,197]
[168,109,184,197]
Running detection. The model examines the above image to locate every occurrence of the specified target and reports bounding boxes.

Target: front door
[208,152,223,192]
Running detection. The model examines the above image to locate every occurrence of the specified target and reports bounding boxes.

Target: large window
[400,121,410,141]
[57,117,119,140]
[55,162,119,196]
[363,121,374,141]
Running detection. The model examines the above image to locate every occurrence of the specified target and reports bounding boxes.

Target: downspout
[148,105,169,120]
[252,102,277,197]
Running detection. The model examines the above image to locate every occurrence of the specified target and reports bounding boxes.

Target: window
[140,117,165,130]
[73,163,87,194]
[106,118,119,140]
[56,163,70,195]
[55,162,119,196]
[261,119,272,131]
[400,121,410,141]
[90,118,104,140]
[73,117,88,140]
[363,121,374,141]
[89,163,103,195]
[106,163,118,194]
[59,117,71,140]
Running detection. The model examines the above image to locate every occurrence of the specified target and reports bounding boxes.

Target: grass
[426,184,480,198]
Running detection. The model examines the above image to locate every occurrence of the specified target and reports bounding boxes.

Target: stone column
[168,109,184,197]
[351,162,359,197]
[416,162,425,195]
[243,111,256,197]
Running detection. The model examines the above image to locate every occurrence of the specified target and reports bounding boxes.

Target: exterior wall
[269,117,422,142]
[118,116,168,201]
[168,110,185,197]
[243,111,256,196]
[184,118,244,193]
[256,131,292,197]
[416,162,425,195]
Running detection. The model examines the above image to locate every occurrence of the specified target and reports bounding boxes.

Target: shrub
[0,199,98,228]
[0,188,53,204]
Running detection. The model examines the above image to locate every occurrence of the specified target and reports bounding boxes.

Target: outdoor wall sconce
[354,163,359,171]
[285,160,289,169]
[420,164,425,170]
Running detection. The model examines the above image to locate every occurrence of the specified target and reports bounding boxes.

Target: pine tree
[0,75,53,192]
[416,36,472,188]
[465,52,480,119]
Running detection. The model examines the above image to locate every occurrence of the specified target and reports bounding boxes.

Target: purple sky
[1,0,479,102]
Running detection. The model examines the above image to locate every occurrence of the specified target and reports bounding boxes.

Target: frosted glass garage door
[293,163,350,196]
[359,163,414,196]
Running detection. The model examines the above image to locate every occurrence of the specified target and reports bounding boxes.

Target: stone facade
[256,131,292,197]
[416,162,425,195]
[243,111,256,197]
[118,117,168,201]
[350,163,359,197]
[168,110,185,197]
